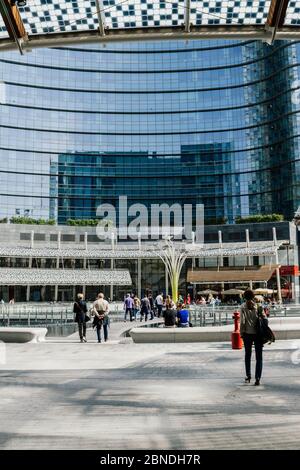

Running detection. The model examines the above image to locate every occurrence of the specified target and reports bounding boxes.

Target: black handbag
[74,302,90,323]
[256,307,275,344]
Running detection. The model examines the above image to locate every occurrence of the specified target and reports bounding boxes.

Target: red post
[231,310,243,350]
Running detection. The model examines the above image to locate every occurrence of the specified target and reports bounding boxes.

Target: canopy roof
[0,0,299,53]
[187,264,279,283]
[0,268,132,285]
[0,241,281,259]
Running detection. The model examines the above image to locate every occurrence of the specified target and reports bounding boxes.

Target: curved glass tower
[0,39,300,224]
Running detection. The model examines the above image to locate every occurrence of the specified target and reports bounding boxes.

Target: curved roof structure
[0,0,299,54]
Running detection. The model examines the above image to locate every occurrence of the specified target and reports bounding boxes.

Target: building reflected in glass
[0,39,300,223]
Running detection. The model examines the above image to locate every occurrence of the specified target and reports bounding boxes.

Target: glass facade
[1,39,300,223]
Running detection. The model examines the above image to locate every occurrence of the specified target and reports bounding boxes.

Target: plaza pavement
[0,322,300,450]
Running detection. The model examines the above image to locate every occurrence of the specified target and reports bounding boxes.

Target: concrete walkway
[0,334,300,449]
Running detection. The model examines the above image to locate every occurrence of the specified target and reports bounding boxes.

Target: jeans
[124,308,133,322]
[157,305,163,317]
[144,310,153,321]
[243,333,263,380]
[133,308,139,320]
[96,323,108,342]
[78,321,86,340]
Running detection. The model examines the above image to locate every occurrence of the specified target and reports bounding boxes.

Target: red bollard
[231,310,243,350]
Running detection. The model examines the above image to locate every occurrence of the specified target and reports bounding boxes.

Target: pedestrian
[177,303,190,327]
[140,294,151,321]
[155,292,164,318]
[148,293,155,319]
[240,289,265,386]
[133,295,140,320]
[123,293,134,322]
[73,293,89,343]
[92,293,109,343]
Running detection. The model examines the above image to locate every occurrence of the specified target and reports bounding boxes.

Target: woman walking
[73,293,89,343]
[240,289,265,386]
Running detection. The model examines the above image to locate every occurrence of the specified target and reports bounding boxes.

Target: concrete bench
[130,317,300,343]
[0,327,48,343]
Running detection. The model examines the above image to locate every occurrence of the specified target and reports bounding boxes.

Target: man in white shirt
[92,293,109,343]
[155,293,164,318]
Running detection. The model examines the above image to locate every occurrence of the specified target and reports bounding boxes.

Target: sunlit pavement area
[0,329,300,450]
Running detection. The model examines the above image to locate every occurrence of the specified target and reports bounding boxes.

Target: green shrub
[235,214,284,224]
[0,217,8,224]
[66,219,114,227]
[10,217,56,225]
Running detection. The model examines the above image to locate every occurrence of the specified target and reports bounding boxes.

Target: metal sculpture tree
[156,237,189,303]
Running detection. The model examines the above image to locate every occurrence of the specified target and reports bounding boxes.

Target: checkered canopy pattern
[0,0,298,39]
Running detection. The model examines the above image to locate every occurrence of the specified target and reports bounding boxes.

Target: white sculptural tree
[156,237,189,303]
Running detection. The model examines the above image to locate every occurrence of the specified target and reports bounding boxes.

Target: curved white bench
[0,327,47,343]
[130,317,300,343]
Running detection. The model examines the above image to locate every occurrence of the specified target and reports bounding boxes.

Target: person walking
[133,295,141,321]
[73,293,89,343]
[148,294,155,319]
[140,294,151,322]
[240,289,265,386]
[123,293,134,322]
[92,293,109,343]
[155,293,164,318]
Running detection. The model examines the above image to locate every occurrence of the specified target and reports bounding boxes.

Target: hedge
[235,214,284,224]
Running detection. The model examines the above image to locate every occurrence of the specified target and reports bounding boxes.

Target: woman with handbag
[73,293,89,343]
[240,289,265,386]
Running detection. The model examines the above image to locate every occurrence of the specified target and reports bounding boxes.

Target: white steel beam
[184,0,191,33]
[0,25,300,52]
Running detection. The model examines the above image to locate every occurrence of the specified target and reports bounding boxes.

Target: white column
[218,230,224,294]
[273,227,282,303]
[246,228,253,289]
[30,230,34,249]
[138,258,141,299]
[83,257,86,298]
[54,255,59,302]
[26,256,32,302]
[54,231,61,302]
[110,258,114,301]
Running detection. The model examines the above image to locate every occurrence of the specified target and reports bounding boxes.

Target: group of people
[123,292,191,323]
[73,288,273,388]
[73,292,110,343]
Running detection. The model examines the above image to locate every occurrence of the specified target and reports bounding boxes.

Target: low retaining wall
[130,317,300,343]
[0,327,48,343]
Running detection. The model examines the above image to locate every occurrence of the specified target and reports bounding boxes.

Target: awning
[0,268,132,286]
[187,265,280,284]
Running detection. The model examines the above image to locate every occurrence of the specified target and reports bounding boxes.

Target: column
[273,227,282,304]
[110,259,114,301]
[246,228,253,290]
[54,231,61,302]
[138,258,141,299]
[218,230,224,294]
[26,256,32,302]
[83,257,86,298]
